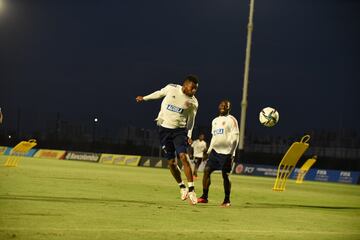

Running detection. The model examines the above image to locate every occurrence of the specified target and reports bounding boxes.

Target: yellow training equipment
[4,139,37,167]
[273,135,310,191]
[296,156,317,184]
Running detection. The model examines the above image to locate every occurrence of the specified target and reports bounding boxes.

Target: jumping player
[136,75,199,205]
[197,100,239,207]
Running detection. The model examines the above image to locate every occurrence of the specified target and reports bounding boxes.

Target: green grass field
[0,156,360,240]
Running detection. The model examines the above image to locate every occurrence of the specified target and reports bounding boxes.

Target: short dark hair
[184,74,199,86]
[221,99,231,104]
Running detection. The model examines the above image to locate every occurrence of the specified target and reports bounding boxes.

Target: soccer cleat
[220,202,231,208]
[197,197,208,204]
[180,188,189,201]
[187,191,197,205]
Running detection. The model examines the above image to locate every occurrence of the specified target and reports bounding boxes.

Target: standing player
[190,133,207,178]
[136,75,199,205]
[197,100,239,207]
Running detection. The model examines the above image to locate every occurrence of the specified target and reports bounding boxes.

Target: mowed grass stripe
[1,227,360,235]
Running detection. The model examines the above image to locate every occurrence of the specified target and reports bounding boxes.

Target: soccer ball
[259,107,279,127]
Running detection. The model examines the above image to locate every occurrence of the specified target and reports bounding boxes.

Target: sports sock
[223,171,231,203]
[179,181,186,189]
[188,182,194,192]
[202,189,209,199]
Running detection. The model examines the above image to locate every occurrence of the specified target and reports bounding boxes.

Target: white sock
[178,181,185,187]
[188,182,194,188]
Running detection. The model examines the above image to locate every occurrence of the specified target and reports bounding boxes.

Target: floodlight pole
[239,0,255,153]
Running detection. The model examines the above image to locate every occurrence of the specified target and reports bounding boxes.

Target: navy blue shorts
[159,126,188,160]
[206,150,232,173]
[194,157,203,163]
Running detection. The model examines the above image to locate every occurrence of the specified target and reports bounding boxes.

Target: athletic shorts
[159,126,188,160]
[206,150,232,173]
[194,157,203,163]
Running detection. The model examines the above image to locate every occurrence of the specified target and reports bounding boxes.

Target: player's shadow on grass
[244,202,360,210]
[0,194,156,206]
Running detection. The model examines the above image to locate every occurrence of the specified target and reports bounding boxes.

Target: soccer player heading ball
[136,75,199,205]
[197,100,239,207]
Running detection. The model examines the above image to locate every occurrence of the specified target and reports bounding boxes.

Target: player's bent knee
[178,153,189,163]
[204,166,212,175]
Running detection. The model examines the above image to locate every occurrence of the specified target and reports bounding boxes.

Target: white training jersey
[207,114,239,157]
[191,139,207,158]
[143,84,198,138]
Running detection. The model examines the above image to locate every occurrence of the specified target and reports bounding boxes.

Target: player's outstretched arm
[136,84,173,103]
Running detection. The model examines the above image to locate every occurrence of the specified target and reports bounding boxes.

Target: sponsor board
[138,156,186,169]
[142,160,150,167]
[338,171,354,184]
[100,154,141,166]
[314,169,329,182]
[155,160,162,168]
[0,146,7,155]
[234,164,278,177]
[2,147,37,157]
[65,151,100,162]
[34,149,66,159]
[139,156,168,168]
[302,169,360,184]
[234,163,360,184]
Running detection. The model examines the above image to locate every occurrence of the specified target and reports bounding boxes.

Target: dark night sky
[0,0,359,137]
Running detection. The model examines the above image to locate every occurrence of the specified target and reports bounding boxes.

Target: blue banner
[3,147,38,157]
[295,168,360,184]
[234,163,360,184]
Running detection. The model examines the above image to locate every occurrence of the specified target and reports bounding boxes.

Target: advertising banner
[34,149,66,159]
[139,156,167,168]
[234,164,278,177]
[100,154,141,166]
[2,147,38,157]
[0,146,7,155]
[298,168,360,184]
[65,151,100,162]
[234,163,360,184]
